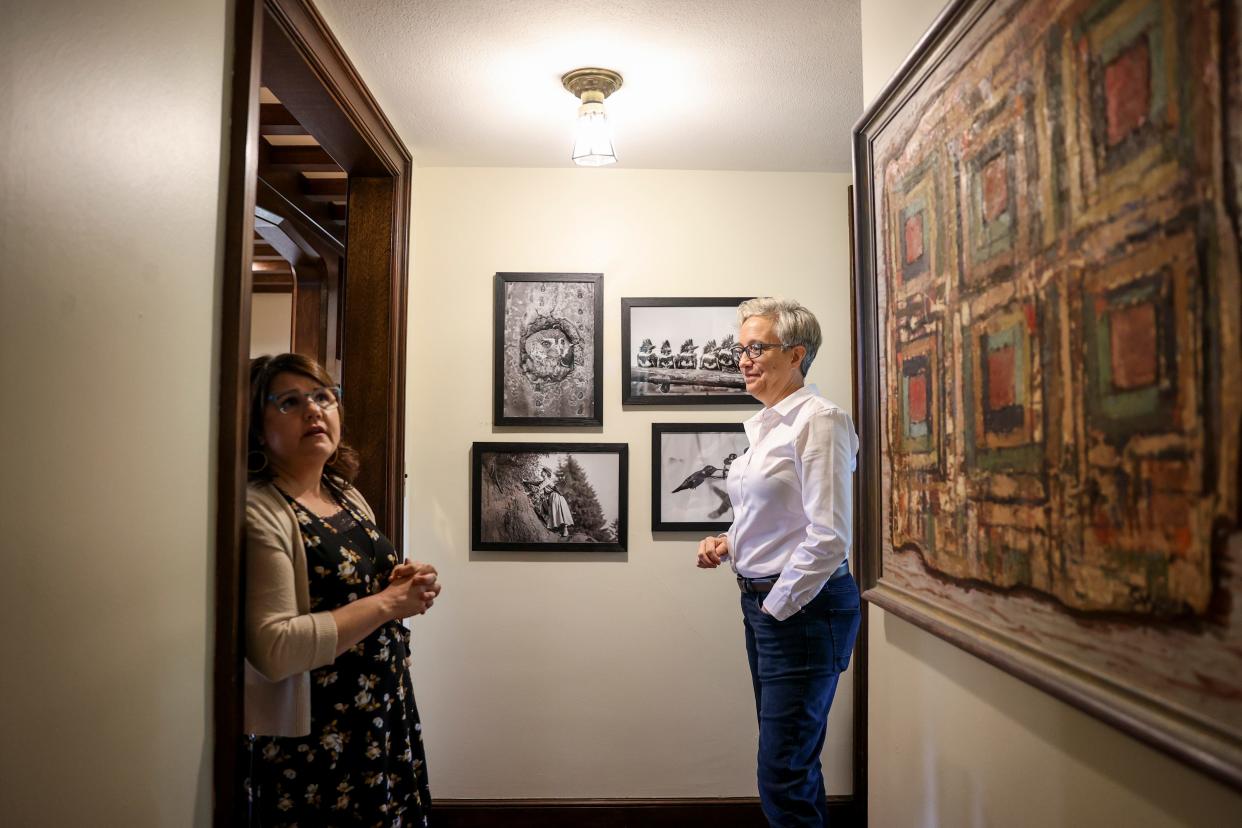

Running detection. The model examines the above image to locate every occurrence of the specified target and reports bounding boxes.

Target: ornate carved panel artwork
[854,0,1242,786]
[493,273,604,426]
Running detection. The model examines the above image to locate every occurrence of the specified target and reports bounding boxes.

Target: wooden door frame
[214,1,411,823]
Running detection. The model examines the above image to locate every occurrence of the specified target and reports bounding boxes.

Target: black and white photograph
[621,297,758,405]
[472,442,628,552]
[652,423,749,532]
[494,273,603,426]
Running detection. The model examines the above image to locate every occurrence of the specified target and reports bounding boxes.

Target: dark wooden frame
[852,0,1242,791]
[846,183,868,825]
[471,442,628,552]
[215,1,412,823]
[493,273,604,427]
[650,422,747,532]
[620,297,759,406]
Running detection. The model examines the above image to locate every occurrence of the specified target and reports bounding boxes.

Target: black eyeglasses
[267,385,342,416]
[729,342,794,361]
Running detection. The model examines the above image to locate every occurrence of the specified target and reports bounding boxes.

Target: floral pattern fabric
[249,484,431,827]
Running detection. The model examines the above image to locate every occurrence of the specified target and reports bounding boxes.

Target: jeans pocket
[827,606,861,672]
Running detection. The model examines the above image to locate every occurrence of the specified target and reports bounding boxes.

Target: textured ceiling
[313,0,863,172]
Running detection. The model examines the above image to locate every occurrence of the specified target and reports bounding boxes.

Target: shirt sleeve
[762,408,858,620]
[244,499,338,681]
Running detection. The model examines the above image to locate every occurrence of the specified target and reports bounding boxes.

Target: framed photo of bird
[621,297,760,406]
[651,423,748,532]
[494,272,604,426]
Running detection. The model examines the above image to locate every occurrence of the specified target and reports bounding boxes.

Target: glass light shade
[571,100,617,167]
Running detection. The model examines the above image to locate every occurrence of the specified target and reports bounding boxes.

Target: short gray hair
[737,297,822,377]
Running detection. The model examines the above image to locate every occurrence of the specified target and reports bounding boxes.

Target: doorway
[215,1,412,823]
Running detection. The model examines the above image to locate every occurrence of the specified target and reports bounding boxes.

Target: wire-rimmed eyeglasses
[729,342,794,361]
[266,385,342,416]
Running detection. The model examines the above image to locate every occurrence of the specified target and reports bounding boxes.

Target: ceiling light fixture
[561,68,623,167]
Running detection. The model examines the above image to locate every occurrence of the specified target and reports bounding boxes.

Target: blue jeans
[741,573,861,827]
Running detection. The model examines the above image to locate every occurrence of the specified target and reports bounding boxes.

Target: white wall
[407,167,855,797]
[0,0,227,824]
[251,292,293,358]
[860,1,1242,824]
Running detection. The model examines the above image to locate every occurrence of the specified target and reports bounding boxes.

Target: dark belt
[736,560,850,594]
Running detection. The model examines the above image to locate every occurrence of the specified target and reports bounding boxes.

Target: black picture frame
[651,422,748,532]
[620,297,759,406]
[494,272,604,426]
[471,442,628,552]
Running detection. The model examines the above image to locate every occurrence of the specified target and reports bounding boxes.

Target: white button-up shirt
[725,384,858,620]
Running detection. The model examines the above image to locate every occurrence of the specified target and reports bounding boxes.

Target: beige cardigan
[244,480,376,737]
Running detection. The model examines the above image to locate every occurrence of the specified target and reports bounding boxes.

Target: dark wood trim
[215,1,413,821]
[258,102,306,135]
[846,183,868,825]
[341,176,399,533]
[265,0,410,176]
[265,0,412,542]
[302,177,347,200]
[257,175,344,253]
[265,144,341,170]
[213,1,262,825]
[293,263,327,361]
[431,797,859,828]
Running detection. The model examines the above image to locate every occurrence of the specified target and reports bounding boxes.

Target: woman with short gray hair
[696,297,861,827]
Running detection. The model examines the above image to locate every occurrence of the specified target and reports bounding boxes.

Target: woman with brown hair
[244,353,438,826]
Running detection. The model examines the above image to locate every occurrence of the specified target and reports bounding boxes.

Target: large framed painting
[471,442,628,552]
[651,423,749,532]
[853,0,1242,787]
[494,273,603,426]
[621,297,759,405]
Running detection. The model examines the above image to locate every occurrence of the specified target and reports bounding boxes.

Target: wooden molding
[301,176,347,201]
[266,0,411,176]
[259,102,306,135]
[265,145,340,171]
[214,1,263,825]
[215,2,412,823]
[432,797,860,828]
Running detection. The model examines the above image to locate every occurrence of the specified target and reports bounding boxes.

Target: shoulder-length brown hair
[248,353,360,484]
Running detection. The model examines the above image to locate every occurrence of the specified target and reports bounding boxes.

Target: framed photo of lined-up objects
[651,423,749,532]
[494,272,603,426]
[621,297,759,406]
[471,442,628,552]
[852,0,1242,788]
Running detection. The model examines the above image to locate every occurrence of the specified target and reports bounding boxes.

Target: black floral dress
[249,482,431,827]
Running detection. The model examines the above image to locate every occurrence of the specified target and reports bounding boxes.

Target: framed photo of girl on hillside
[471,442,628,552]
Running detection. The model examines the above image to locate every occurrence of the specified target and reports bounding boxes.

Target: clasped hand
[696,535,729,568]
[383,560,441,618]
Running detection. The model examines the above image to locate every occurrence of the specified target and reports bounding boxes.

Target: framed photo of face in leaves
[471,442,628,552]
[494,273,604,426]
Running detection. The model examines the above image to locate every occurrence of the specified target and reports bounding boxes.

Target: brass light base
[561,68,623,100]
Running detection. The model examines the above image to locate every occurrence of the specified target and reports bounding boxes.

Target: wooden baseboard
[431,796,859,827]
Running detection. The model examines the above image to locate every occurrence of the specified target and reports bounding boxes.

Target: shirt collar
[746,383,819,425]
